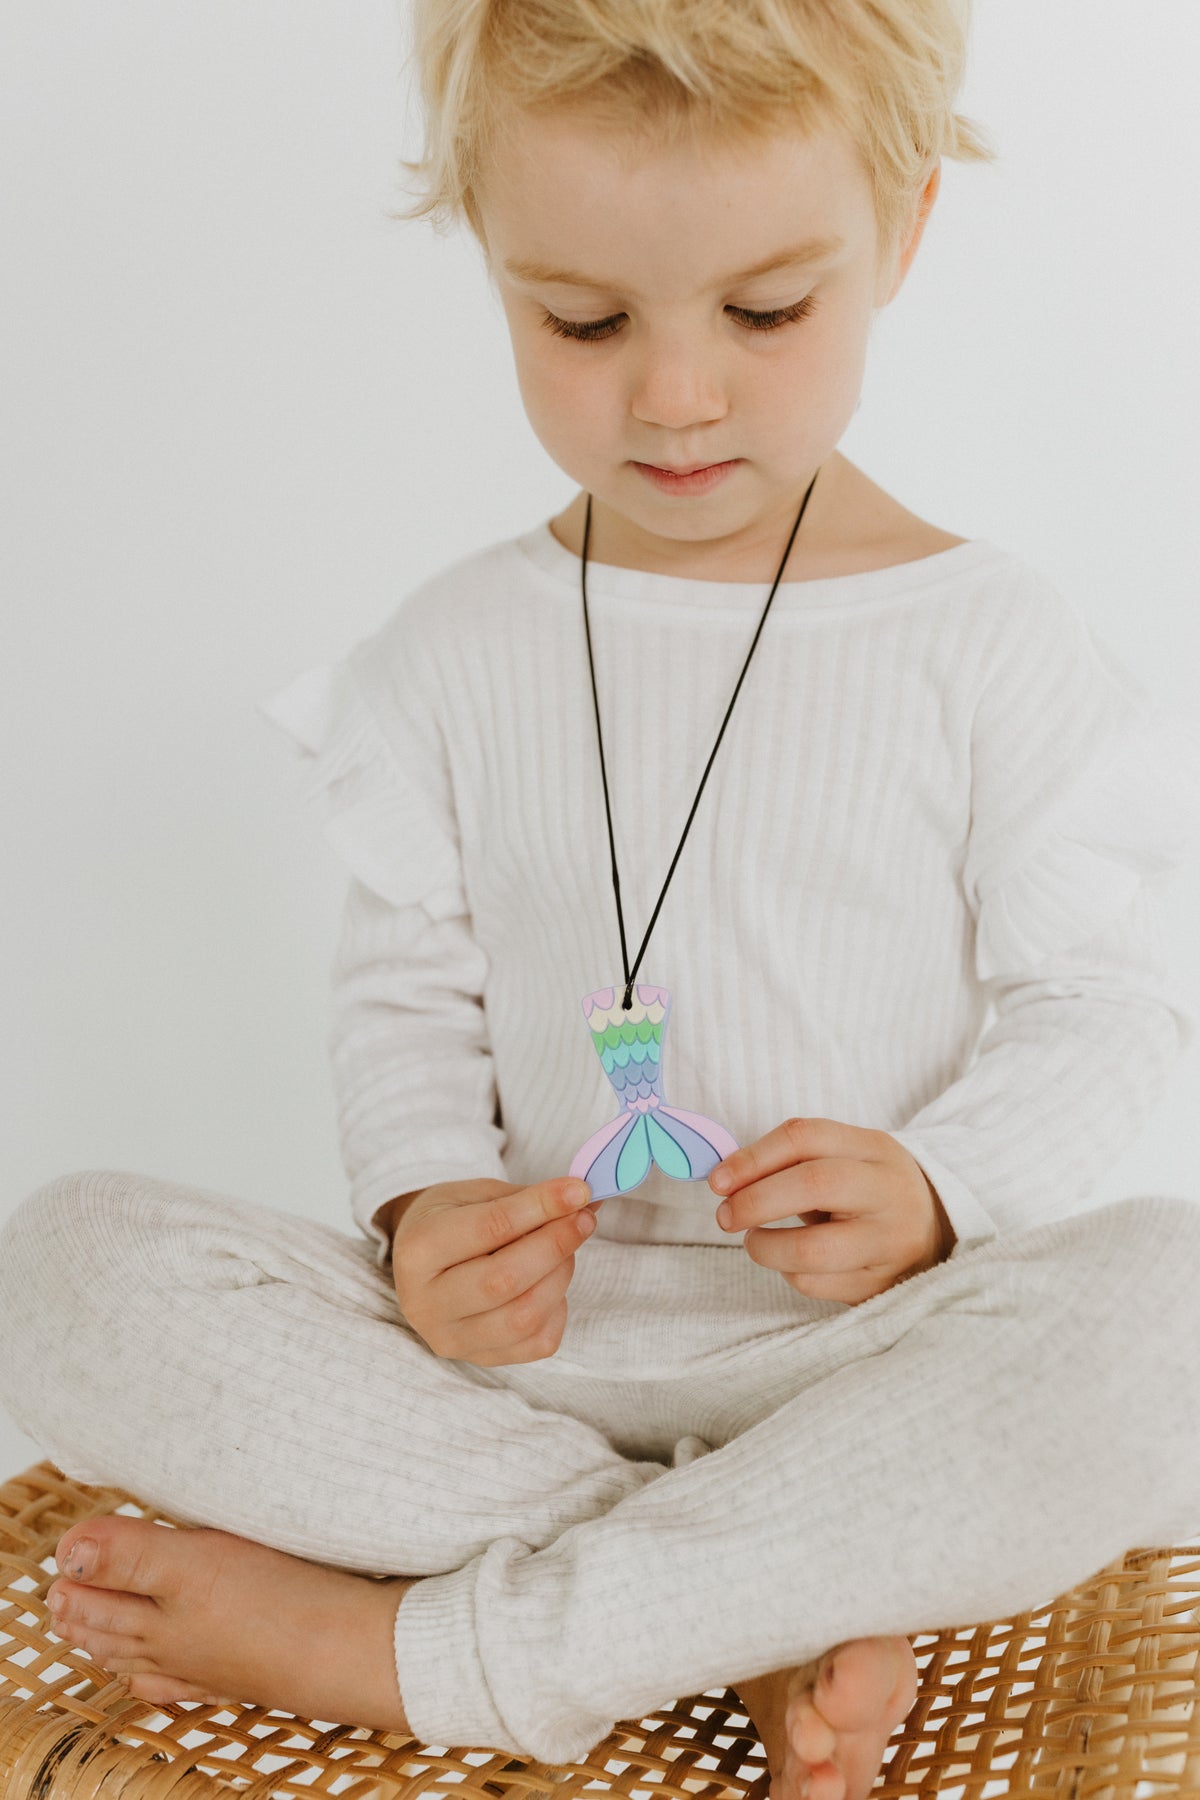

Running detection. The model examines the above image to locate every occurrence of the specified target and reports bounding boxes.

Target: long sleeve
[890,883,1192,1252]
[258,634,507,1270]
[889,577,1200,1252]
[329,877,507,1268]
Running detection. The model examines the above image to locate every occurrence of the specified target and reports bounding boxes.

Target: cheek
[822,297,874,390]
[771,316,870,436]
[738,337,858,453]
[781,310,864,393]
[518,346,614,438]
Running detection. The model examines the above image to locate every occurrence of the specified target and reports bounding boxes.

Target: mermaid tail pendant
[569,982,740,1201]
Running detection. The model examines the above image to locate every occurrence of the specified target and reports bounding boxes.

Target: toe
[54,1528,99,1579]
[55,1516,181,1598]
[48,1618,155,1671]
[787,1691,837,1765]
[886,1637,921,1720]
[814,1637,909,1735]
[47,1578,156,1639]
[807,1764,847,1800]
[126,1673,230,1708]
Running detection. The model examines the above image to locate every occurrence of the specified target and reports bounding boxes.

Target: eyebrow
[501,234,845,295]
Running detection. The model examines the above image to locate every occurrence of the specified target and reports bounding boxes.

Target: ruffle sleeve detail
[971,702,1200,982]
[257,658,468,922]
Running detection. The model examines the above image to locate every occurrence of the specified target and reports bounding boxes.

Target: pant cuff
[392,1556,522,1754]
[393,1538,622,1763]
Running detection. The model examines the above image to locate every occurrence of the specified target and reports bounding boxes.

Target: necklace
[567,467,822,1200]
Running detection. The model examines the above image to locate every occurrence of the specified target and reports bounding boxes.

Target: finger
[741,1217,886,1278]
[508,1296,571,1363]
[782,1267,893,1305]
[413,1177,593,1276]
[716,1156,881,1234]
[438,1205,590,1325]
[455,1257,575,1359]
[710,1118,888,1199]
[466,1299,570,1369]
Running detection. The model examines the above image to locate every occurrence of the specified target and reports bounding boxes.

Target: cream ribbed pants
[2,1170,1199,1763]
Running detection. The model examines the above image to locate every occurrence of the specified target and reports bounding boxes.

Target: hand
[709,1118,957,1304]
[389,1177,598,1366]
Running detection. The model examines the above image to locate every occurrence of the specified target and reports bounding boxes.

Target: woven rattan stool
[2,1461,1199,1799]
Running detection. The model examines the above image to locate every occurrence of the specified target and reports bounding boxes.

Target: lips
[651,462,726,474]
[633,459,741,495]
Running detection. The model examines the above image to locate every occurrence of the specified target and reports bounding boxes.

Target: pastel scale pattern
[568,982,740,1200]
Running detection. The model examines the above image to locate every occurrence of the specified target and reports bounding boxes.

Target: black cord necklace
[579,460,816,1015]
[564,467,823,1204]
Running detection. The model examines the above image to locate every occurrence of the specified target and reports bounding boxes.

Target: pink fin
[636,983,669,1006]
[657,1104,740,1160]
[568,1110,630,1179]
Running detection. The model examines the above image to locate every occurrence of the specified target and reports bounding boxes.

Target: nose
[628,340,728,432]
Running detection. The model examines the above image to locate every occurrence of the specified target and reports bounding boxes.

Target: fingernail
[717,1201,733,1229]
[711,1171,731,1193]
[567,1182,590,1206]
[64,1538,96,1578]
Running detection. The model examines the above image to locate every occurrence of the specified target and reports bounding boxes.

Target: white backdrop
[3,0,1198,1478]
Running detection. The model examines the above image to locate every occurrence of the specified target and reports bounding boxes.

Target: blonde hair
[392,0,997,273]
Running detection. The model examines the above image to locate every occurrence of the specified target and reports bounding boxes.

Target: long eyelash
[540,294,819,342]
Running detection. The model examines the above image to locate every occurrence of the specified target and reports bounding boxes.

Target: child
[3,3,1200,1797]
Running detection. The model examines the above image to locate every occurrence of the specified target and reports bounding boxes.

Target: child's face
[477,108,934,572]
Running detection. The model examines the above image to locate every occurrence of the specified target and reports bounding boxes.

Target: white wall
[3,0,1198,1479]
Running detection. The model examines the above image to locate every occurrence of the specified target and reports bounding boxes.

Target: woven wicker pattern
[2,1460,1199,1799]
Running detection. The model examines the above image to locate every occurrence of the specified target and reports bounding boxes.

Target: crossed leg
[3,1172,1198,1794]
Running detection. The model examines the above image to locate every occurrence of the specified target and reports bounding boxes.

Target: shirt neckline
[514,516,1009,610]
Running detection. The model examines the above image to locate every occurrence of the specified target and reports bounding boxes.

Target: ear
[876,161,942,308]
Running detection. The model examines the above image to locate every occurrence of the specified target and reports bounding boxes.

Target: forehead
[478,108,874,294]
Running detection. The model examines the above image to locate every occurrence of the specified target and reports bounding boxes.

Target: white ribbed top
[259,518,1200,1269]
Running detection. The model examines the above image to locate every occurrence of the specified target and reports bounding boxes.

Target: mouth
[647,461,730,475]
[632,458,742,494]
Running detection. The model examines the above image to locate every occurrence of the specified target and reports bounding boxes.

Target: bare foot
[47,1516,417,1731]
[735,1635,920,1800]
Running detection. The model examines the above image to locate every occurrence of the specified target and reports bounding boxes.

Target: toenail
[63,1538,96,1578]
[47,1588,66,1612]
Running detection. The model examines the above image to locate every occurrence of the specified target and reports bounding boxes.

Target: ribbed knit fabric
[3,1172,1200,1763]
[259,518,1200,1271]
[4,521,1198,1768]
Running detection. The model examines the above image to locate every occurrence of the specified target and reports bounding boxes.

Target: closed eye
[539,295,819,342]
